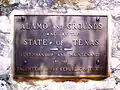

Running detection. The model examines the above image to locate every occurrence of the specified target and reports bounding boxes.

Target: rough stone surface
[1,0,120,90]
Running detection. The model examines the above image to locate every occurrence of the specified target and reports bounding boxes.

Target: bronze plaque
[13,15,109,78]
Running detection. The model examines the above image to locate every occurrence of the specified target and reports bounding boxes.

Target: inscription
[21,23,103,30]
[21,52,100,57]
[23,39,100,46]
[16,67,104,73]
[14,15,108,76]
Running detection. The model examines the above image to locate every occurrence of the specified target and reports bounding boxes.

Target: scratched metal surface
[14,15,108,76]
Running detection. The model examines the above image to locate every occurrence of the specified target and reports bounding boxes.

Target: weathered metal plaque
[13,12,109,79]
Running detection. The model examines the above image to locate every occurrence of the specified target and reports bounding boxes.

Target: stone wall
[0,0,120,90]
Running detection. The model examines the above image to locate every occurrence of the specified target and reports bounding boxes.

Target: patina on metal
[12,13,109,81]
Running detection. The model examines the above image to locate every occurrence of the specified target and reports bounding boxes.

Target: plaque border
[10,9,112,80]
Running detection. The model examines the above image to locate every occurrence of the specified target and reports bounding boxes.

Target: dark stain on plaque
[14,15,108,76]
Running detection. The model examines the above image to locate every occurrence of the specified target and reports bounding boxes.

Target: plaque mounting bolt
[96,17,100,22]
[96,60,100,65]
[21,16,25,22]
